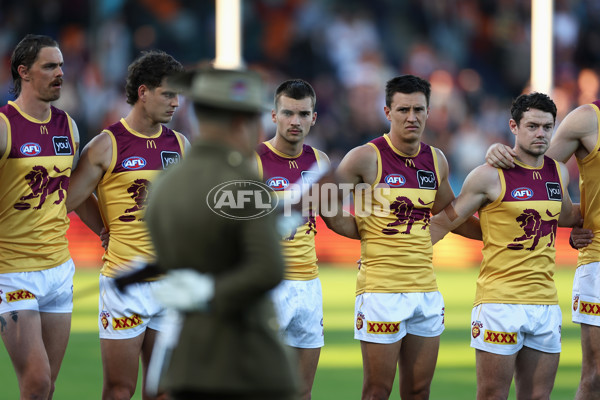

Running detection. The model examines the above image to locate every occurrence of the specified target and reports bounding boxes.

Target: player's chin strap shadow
[114,263,162,293]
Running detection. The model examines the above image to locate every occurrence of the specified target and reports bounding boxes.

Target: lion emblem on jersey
[17,165,71,210]
[508,208,559,251]
[383,196,434,235]
[118,179,151,222]
[284,212,316,241]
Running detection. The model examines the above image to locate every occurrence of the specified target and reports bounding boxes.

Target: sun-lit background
[0,0,595,398]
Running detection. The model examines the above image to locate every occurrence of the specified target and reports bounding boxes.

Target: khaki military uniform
[146,141,298,399]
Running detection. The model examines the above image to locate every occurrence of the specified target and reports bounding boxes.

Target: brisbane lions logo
[382,196,434,235]
[119,179,151,222]
[507,208,559,251]
[284,213,316,241]
[15,165,71,210]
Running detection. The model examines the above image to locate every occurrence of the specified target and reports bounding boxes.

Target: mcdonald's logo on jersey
[267,176,289,191]
[146,140,157,149]
[405,159,415,168]
[533,171,542,180]
[40,125,48,135]
[289,160,299,169]
[511,187,533,200]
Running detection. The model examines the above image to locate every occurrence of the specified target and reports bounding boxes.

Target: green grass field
[0,266,583,399]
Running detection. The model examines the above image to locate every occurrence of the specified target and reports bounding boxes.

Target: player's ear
[17,65,30,81]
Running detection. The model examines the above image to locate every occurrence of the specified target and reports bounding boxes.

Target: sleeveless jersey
[576,100,600,267]
[256,142,323,280]
[476,157,564,306]
[355,134,440,294]
[97,118,185,277]
[0,101,74,272]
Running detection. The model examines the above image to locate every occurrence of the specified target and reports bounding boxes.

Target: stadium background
[0,0,593,398]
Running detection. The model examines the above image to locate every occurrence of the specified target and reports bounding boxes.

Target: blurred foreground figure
[145,67,299,400]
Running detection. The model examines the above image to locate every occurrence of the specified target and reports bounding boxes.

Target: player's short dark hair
[125,50,184,105]
[10,34,59,97]
[385,75,431,108]
[511,92,557,125]
[274,79,316,110]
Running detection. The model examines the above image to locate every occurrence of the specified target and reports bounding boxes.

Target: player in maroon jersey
[66,50,188,400]
[0,34,102,399]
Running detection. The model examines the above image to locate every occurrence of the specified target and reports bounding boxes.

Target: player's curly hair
[10,34,59,97]
[125,50,184,105]
[385,75,431,108]
[511,92,557,125]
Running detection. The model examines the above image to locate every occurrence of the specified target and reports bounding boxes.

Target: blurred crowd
[1,0,599,197]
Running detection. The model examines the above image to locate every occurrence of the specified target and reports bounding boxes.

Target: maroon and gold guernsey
[0,101,75,272]
[576,100,600,267]
[255,142,324,280]
[97,118,185,278]
[477,157,564,306]
[355,134,440,295]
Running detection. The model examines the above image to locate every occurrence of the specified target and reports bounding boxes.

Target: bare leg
[295,347,321,400]
[575,323,600,399]
[40,312,71,399]
[1,310,51,399]
[101,333,145,400]
[475,349,517,400]
[514,346,559,400]
[360,340,402,400]
[140,328,170,400]
[398,334,440,400]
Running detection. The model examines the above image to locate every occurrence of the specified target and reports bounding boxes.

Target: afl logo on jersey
[384,174,406,187]
[122,156,147,170]
[511,187,534,200]
[20,143,41,156]
[266,177,289,191]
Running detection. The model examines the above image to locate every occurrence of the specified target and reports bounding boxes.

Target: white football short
[271,278,324,348]
[354,291,445,344]
[99,274,167,339]
[0,259,74,314]
[470,303,562,355]
[572,262,600,326]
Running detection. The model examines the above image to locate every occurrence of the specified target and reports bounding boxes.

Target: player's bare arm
[547,104,599,162]
[430,164,499,245]
[556,162,582,228]
[66,130,112,212]
[431,147,482,241]
[318,150,360,239]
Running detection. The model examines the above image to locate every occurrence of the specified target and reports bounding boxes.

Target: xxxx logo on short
[484,329,517,345]
[6,289,36,302]
[367,320,401,334]
[112,314,143,330]
[579,301,600,316]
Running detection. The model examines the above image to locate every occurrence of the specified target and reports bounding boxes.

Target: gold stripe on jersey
[576,103,600,267]
[476,161,562,306]
[355,139,439,295]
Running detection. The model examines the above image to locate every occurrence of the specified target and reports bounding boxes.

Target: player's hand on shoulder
[485,143,516,169]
